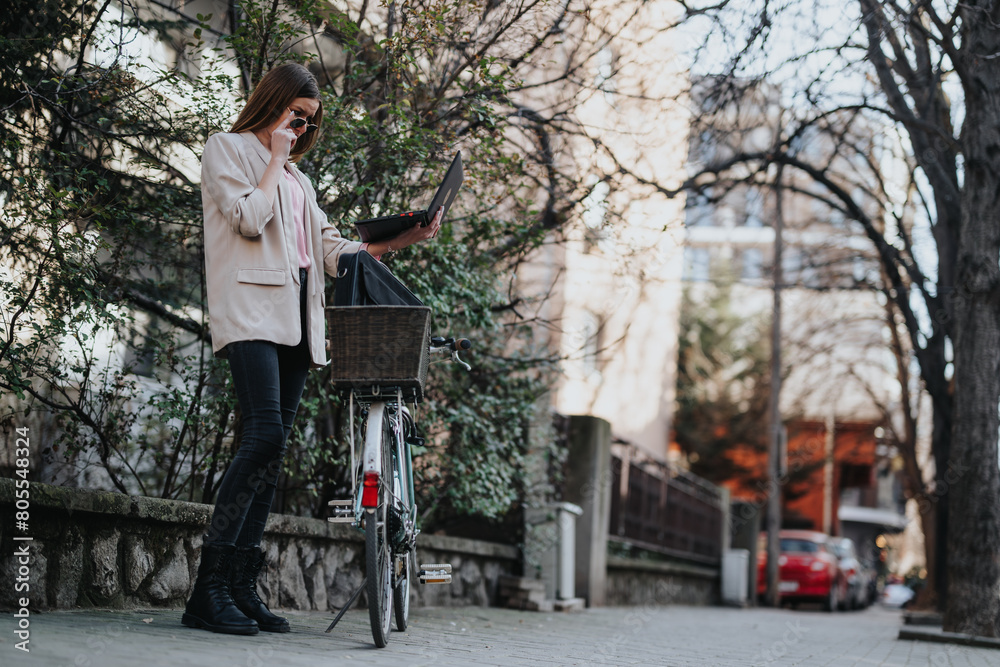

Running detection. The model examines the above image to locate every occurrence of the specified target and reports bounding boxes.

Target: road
[1,603,995,666]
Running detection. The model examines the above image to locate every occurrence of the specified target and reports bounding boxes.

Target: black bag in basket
[334,250,422,306]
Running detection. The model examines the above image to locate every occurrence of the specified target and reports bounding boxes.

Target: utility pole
[765,166,784,607]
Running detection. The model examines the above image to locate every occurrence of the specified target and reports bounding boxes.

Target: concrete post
[556,502,584,600]
[562,415,612,607]
[719,487,732,554]
[523,506,559,599]
[730,500,762,605]
[522,502,584,605]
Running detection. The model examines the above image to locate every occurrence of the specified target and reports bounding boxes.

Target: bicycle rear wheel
[392,411,416,631]
[366,414,393,648]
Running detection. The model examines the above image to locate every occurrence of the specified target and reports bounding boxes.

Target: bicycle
[324,332,472,648]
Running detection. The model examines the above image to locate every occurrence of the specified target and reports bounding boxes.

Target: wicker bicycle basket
[326,306,432,402]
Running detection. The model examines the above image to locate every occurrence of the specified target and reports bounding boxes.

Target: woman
[182,63,441,635]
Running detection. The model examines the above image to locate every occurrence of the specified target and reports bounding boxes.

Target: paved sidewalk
[2,604,997,666]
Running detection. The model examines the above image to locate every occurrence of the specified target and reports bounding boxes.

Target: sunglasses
[278,106,318,135]
[289,117,318,134]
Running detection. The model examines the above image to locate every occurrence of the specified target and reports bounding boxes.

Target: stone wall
[0,478,519,612]
[605,556,719,607]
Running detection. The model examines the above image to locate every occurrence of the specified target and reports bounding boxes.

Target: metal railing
[608,443,725,564]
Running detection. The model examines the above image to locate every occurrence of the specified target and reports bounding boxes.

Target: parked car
[829,536,869,610]
[859,558,879,607]
[880,583,916,608]
[757,530,848,612]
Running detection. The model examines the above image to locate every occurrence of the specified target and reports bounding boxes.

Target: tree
[945,0,1000,636]
[675,276,773,487]
[656,0,999,633]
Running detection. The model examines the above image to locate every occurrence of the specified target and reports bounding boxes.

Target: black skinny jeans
[205,269,310,548]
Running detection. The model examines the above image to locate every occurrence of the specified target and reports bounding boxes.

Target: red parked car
[757,530,848,611]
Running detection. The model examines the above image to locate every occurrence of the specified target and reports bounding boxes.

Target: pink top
[283,169,311,270]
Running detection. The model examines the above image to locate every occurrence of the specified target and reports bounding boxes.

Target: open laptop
[354,152,464,244]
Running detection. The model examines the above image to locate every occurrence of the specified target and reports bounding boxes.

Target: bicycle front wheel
[366,416,393,647]
[392,412,415,631]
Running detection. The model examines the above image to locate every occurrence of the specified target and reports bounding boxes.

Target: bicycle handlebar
[430,336,471,351]
[429,336,472,371]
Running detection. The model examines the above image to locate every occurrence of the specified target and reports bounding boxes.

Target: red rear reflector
[361,472,379,507]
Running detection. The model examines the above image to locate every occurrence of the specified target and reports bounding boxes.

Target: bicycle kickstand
[324,576,368,632]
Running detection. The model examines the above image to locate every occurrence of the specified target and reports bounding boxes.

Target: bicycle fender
[363,401,386,477]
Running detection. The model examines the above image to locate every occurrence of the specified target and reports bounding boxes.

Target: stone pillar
[521,399,560,597]
[561,415,612,607]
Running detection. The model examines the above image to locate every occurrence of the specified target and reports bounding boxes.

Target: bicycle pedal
[327,499,355,524]
[418,563,453,585]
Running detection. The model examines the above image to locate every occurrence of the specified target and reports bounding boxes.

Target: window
[582,181,609,230]
[780,539,820,553]
[744,189,765,227]
[741,248,763,280]
[692,130,717,166]
[123,314,158,377]
[683,247,710,282]
[684,188,715,227]
[578,311,602,376]
[840,463,872,488]
[595,46,617,103]
[581,180,610,253]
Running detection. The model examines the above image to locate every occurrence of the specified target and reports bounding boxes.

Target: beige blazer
[201,131,362,367]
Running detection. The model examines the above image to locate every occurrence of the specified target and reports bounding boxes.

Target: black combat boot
[231,546,290,633]
[181,541,259,635]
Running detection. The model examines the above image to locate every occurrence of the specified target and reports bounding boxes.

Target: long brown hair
[230,63,323,162]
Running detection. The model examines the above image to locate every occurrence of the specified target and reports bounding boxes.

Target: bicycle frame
[326,338,469,644]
